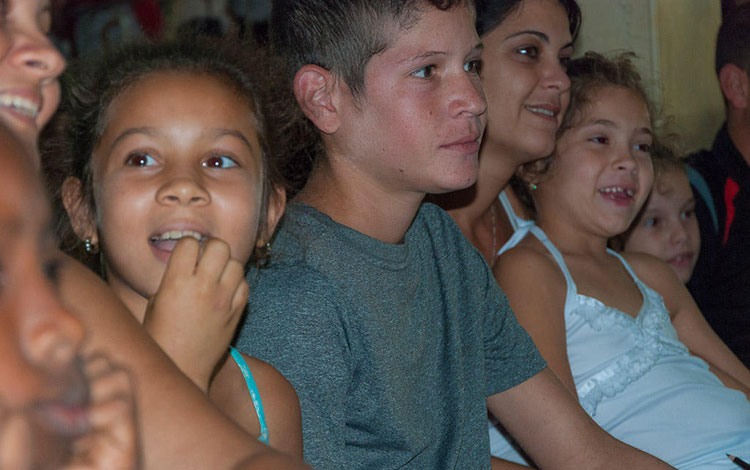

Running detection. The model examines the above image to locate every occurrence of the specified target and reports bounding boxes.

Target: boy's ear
[718,63,750,110]
[257,184,287,248]
[61,176,98,244]
[293,65,342,134]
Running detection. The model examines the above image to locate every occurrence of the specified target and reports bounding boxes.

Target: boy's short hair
[270,0,470,99]
[715,4,750,75]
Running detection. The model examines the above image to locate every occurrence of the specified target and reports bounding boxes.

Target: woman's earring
[84,238,99,254]
[255,242,272,268]
[528,182,538,191]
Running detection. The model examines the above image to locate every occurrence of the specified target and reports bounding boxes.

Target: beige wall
[575,0,723,153]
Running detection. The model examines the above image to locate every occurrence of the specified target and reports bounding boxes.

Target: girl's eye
[125,152,157,167]
[203,155,238,169]
[644,217,658,228]
[634,143,652,153]
[464,59,482,74]
[590,136,608,145]
[681,209,695,220]
[517,46,539,59]
[412,65,436,79]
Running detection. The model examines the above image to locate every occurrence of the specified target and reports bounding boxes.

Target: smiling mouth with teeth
[599,186,635,200]
[525,106,556,117]
[0,94,40,119]
[150,230,206,250]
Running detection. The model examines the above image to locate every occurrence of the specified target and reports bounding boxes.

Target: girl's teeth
[600,187,634,197]
[153,230,204,242]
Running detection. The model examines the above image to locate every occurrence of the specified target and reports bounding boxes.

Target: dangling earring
[254,242,272,268]
[84,237,99,254]
[528,182,538,191]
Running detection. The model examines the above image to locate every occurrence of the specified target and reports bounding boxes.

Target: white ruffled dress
[489,192,750,469]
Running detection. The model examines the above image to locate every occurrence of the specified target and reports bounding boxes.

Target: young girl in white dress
[489,52,750,469]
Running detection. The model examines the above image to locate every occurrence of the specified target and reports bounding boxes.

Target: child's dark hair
[512,51,655,218]
[42,39,283,272]
[475,0,581,39]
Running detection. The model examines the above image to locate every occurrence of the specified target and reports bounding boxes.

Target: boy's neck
[295,159,424,244]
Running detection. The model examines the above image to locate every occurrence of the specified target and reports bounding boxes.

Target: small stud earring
[84,238,99,254]
[528,182,538,191]
[254,242,272,268]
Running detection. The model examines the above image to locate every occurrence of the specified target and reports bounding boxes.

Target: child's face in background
[0,127,89,470]
[624,167,700,283]
[87,71,265,311]
[336,3,487,196]
[535,86,654,237]
[0,0,66,158]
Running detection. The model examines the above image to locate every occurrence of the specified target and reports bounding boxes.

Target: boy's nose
[450,74,487,118]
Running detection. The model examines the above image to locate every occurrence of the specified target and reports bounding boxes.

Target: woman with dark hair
[434,2,582,468]
[435,0,580,266]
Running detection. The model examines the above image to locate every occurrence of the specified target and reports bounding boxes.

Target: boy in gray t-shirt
[236,0,675,468]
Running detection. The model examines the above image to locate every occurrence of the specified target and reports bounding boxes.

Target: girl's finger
[194,238,231,282]
[161,237,201,283]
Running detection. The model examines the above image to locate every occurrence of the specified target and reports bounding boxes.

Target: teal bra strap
[229,347,269,445]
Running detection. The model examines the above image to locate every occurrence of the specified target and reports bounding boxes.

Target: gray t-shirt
[236,202,545,469]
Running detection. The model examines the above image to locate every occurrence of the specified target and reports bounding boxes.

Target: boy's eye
[517,46,538,59]
[203,155,238,169]
[644,217,658,228]
[125,152,157,167]
[634,143,652,153]
[464,59,482,74]
[412,65,436,79]
[590,136,608,145]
